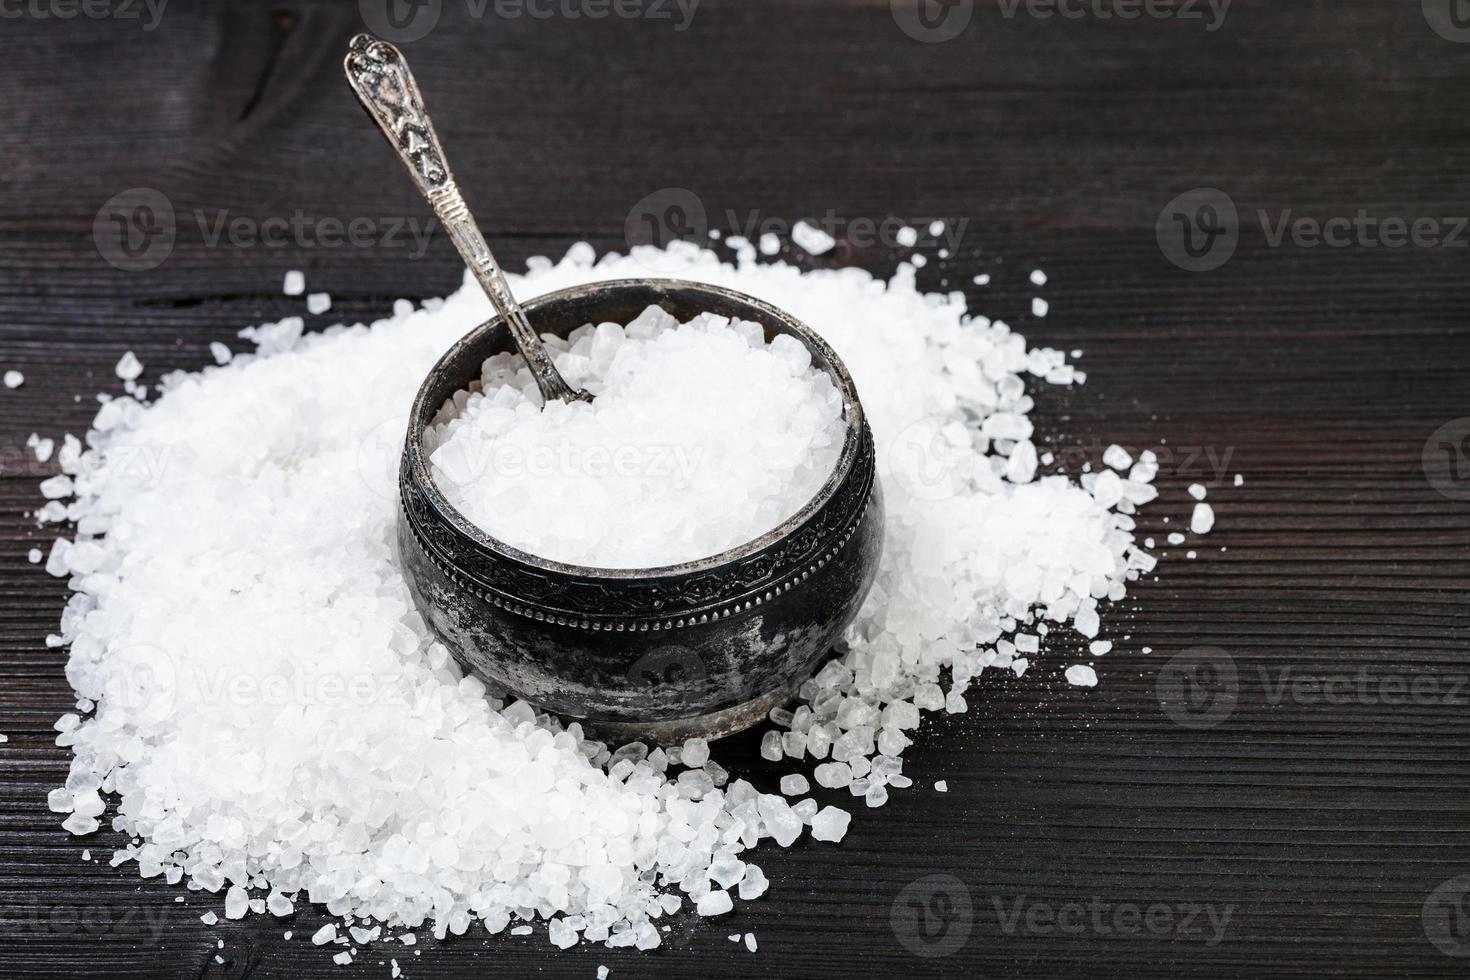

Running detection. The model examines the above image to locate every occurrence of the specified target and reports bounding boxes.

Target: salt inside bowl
[424,303,847,569]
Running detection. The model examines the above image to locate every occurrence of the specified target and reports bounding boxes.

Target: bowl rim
[403,278,868,582]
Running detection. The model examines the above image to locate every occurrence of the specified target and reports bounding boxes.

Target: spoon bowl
[397,279,884,741]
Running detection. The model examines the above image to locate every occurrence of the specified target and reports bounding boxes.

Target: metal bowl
[397,279,883,742]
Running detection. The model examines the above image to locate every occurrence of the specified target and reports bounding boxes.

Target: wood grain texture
[2,1,1468,977]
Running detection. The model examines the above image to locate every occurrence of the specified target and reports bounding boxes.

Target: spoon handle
[344,34,586,404]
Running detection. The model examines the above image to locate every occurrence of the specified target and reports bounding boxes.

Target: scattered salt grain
[1234,473,1244,486]
[1191,502,1215,534]
[333,951,352,966]
[1167,532,1185,546]
[200,911,218,926]
[1188,483,1207,501]
[4,370,23,389]
[934,780,948,792]
[896,226,918,247]
[972,273,990,285]
[283,270,305,295]
[312,924,338,946]
[1102,444,1132,470]
[791,220,835,255]
[744,932,757,952]
[810,806,851,842]
[114,351,143,381]
[1089,640,1113,656]
[779,774,810,796]
[27,548,41,563]
[1187,550,1197,559]
[224,886,248,920]
[1029,269,1047,286]
[928,220,944,237]
[759,232,780,256]
[209,342,233,365]
[307,292,332,315]
[696,891,732,916]
[1031,297,1049,318]
[1065,664,1098,687]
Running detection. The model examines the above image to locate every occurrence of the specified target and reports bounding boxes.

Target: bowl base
[580,683,796,745]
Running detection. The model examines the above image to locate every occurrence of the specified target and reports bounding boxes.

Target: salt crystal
[791,221,835,255]
[1029,269,1047,286]
[307,293,332,315]
[779,774,809,796]
[1102,444,1132,470]
[934,780,947,792]
[283,270,304,295]
[1089,640,1112,656]
[680,737,709,768]
[695,890,732,916]
[200,911,218,926]
[1188,483,1207,501]
[224,885,248,920]
[810,806,851,842]
[115,351,143,381]
[1031,298,1048,318]
[4,370,23,388]
[896,226,918,247]
[597,968,609,980]
[928,220,944,236]
[27,548,41,563]
[744,932,757,952]
[758,232,780,256]
[973,273,990,285]
[333,951,352,966]
[1234,473,1244,486]
[1191,502,1215,534]
[1065,665,1098,687]
[312,924,337,946]
[1167,532,1185,546]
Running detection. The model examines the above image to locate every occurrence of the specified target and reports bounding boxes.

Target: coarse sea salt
[427,307,844,568]
[36,236,1172,954]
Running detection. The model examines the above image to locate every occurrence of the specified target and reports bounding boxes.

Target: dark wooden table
[3,1,1468,977]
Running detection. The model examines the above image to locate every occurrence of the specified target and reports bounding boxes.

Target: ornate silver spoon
[344,33,589,405]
